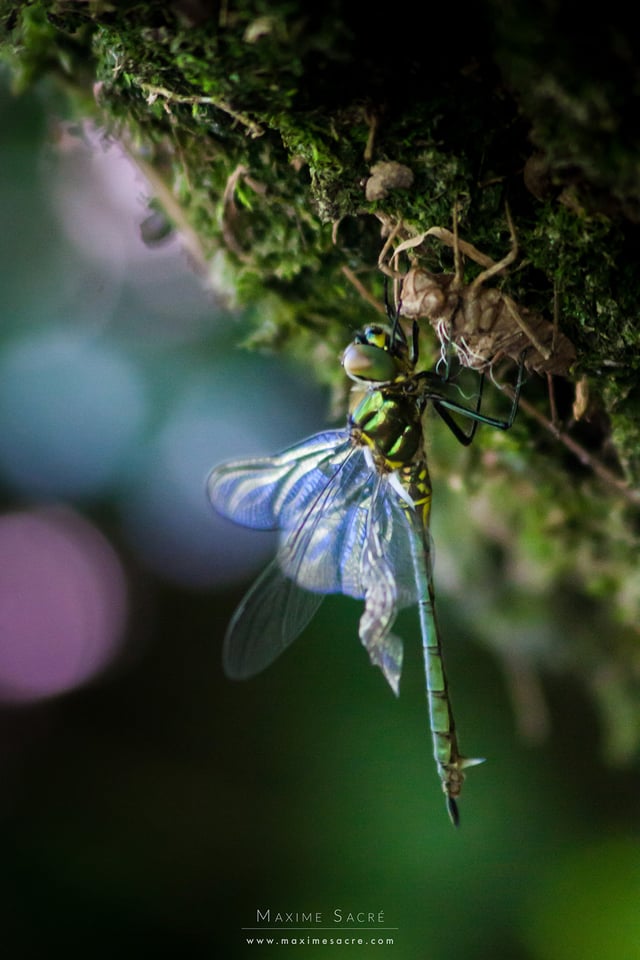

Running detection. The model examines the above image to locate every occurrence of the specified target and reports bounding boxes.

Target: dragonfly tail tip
[447,796,460,828]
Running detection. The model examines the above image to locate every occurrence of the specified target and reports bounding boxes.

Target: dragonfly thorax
[350,387,423,468]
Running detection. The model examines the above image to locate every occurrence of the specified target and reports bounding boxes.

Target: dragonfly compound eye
[361,325,390,349]
[342,341,399,383]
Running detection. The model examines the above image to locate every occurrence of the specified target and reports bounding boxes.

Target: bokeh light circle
[0,507,128,703]
[0,330,148,499]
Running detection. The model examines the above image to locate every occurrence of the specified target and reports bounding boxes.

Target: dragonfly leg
[385,275,420,366]
[431,373,485,446]
[429,350,526,442]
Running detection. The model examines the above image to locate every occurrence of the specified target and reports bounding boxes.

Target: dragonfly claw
[461,756,486,769]
[443,755,486,826]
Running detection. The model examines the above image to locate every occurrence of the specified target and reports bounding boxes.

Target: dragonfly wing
[358,506,404,695]
[276,450,375,595]
[353,475,417,695]
[212,427,427,686]
[223,442,391,681]
[223,558,325,679]
[215,431,368,678]
[355,473,437,694]
[207,430,351,530]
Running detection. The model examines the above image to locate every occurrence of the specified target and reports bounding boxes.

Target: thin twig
[341,266,386,315]
[503,385,640,506]
[139,82,264,138]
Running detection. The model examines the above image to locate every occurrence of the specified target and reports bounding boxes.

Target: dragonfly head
[342,324,410,385]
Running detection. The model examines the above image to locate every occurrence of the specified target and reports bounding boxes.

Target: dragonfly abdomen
[422,627,462,771]
[401,459,432,527]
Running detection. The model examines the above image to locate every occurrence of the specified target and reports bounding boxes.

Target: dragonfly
[208,307,523,825]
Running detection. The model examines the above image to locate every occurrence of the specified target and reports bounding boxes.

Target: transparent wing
[225,454,431,683]
[219,450,370,679]
[357,474,405,694]
[207,430,351,531]
[212,430,366,678]
[355,477,434,693]
[209,426,432,684]
[272,443,422,602]
[222,559,325,679]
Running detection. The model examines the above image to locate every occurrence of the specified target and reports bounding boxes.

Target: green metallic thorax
[350,384,432,526]
[350,387,422,464]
